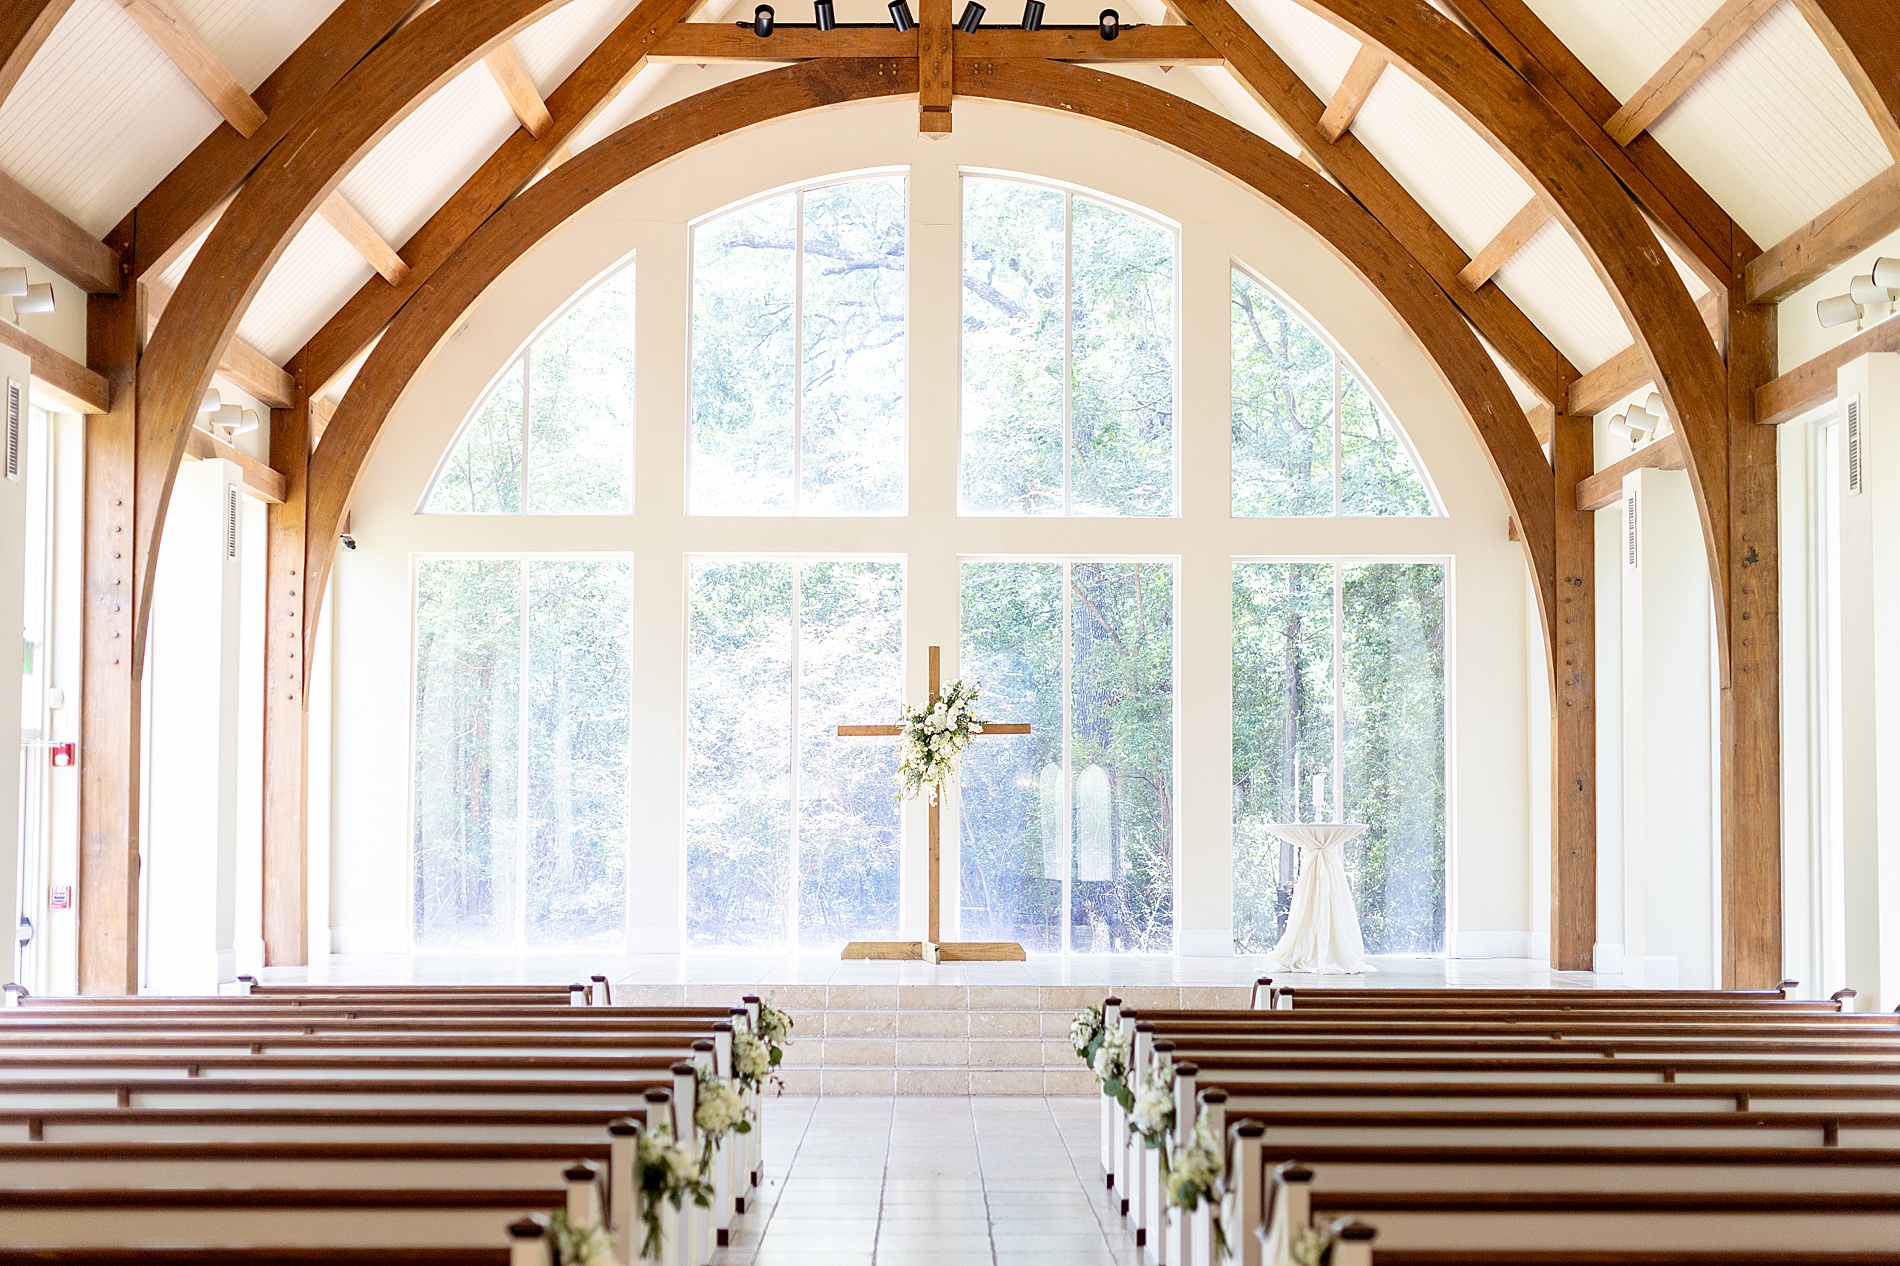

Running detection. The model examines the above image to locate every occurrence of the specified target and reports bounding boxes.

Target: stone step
[616,981,1252,1095]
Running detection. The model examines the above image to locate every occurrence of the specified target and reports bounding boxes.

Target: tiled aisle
[722,1096,1138,1266]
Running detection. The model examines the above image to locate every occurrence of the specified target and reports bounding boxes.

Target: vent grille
[225,484,239,561]
[1847,394,1863,496]
[1625,486,1639,570]
[5,379,19,481]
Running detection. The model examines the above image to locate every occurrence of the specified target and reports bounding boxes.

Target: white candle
[1312,773,1326,823]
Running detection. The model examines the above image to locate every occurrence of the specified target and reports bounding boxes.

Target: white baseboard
[625,927,683,954]
[1623,955,1679,987]
[1592,942,1626,974]
[329,925,407,955]
[1446,930,1533,959]
[1177,930,1233,958]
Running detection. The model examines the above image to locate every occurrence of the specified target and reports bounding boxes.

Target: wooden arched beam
[129,0,599,664]
[302,57,1552,672]
[1202,0,1734,661]
[0,0,73,108]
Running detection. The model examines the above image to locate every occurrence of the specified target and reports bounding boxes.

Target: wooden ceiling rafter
[0,166,121,294]
[1447,0,1746,293]
[484,41,554,135]
[1757,313,1900,426]
[318,190,410,285]
[141,279,293,409]
[1747,167,1900,304]
[1568,289,1726,417]
[1317,43,1386,141]
[1603,0,1779,148]
[298,0,747,400]
[302,56,1554,676]
[115,0,267,138]
[1276,0,1736,637]
[1458,195,1550,291]
[0,315,110,413]
[128,0,421,283]
[131,0,594,657]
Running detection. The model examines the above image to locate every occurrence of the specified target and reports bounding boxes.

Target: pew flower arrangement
[548,1208,616,1266]
[1129,1058,1176,1147]
[1287,1223,1341,1266]
[1090,1021,1134,1109]
[1070,1004,1104,1063]
[1165,1115,1230,1261]
[897,679,982,804]
[732,995,795,1095]
[634,1124,712,1259]
[695,1066,752,1150]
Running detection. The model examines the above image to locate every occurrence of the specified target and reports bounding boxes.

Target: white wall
[141,460,242,992]
[325,100,1534,957]
[0,343,30,985]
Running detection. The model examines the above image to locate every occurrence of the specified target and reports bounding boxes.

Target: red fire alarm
[49,742,74,768]
[49,886,71,910]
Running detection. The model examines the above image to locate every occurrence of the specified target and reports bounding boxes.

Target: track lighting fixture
[12,283,53,317]
[956,1,985,31]
[1875,256,1900,291]
[1849,272,1894,306]
[752,4,774,36]
[198,390,223,414]
[1098,8,1119,38]
[1020,0,1043,27]
[889,0,915,30]
[814,0,835,28]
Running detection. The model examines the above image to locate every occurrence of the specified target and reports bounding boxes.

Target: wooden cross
[836,645,1031,963]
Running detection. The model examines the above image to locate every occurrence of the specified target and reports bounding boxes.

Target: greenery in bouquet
[634,1123,712,1259]
[1129,1057,1176,1148]
[1090,1021,1133,1109]
[548,1207,615,1266]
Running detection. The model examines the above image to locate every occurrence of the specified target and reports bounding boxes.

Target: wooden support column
[78,221,140,994]
[1721,279,1781,988]
[263,377,311,965]
[918,0,951,132]
[1550,401,1596,972]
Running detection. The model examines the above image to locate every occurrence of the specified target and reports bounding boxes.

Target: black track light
[750,3,774,34]
[814,0,836,27]
[1098,7,1119,38]
[889,0,915,29]
[956,1,985,30]
[1019,0,1044,28]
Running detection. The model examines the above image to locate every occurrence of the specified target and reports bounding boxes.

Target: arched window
[961,176,1177,517]
[424,264,636,514]
[1230,268,1436,517]
[689,173,909,515]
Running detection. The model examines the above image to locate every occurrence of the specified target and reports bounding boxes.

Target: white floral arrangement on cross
[694,1064,752,1169]
[897,678,983,804]
[1129,1056,1176,1149]
[1085,1012,1134,1110]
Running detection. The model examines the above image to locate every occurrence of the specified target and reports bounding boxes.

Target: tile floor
[722,1095,1137,1266]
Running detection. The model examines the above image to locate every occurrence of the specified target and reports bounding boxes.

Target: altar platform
[262,951,1614,1096]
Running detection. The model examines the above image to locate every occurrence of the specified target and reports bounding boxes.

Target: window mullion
[793,192,805,514]
[1062,193,1073,518]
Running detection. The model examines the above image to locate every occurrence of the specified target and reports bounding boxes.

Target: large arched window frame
[421,258,637,516]
[392,139,1470,960]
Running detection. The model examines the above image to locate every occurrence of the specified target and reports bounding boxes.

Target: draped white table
[1261,822,1373,974]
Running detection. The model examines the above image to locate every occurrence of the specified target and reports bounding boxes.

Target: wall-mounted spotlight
[1020,0,1044,28]
[1609,399,1660,444]
[1817,292,1863,329]
[889,0,915,30]
[0,267,53,321]
[339,534,358,552]
[814,0,836,29]
[956,1,985,31]
[1098,8,1119,38]
[198,389,224,414]
[752,4,774,35]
